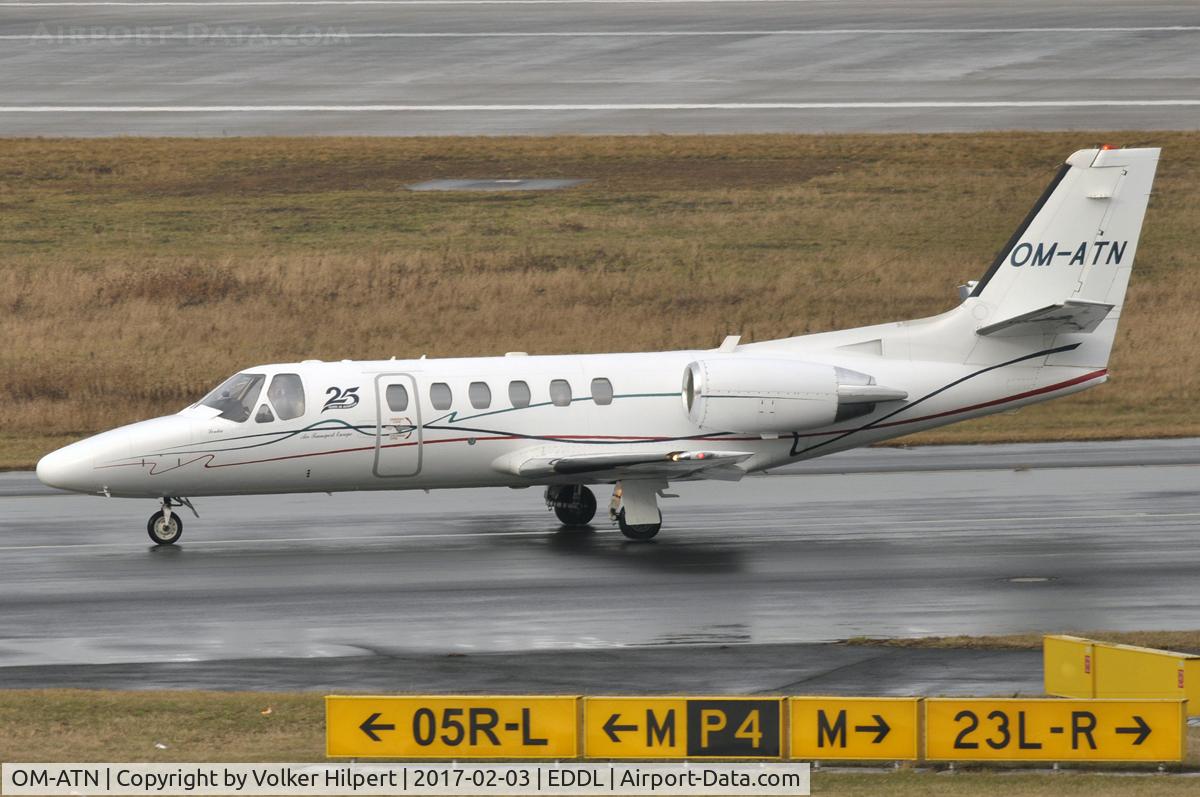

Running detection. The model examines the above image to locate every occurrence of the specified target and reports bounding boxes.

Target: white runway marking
[2,511,1198,552]
[6,27,1199,39]
[0,528,606,551]
[2,101,1199,113]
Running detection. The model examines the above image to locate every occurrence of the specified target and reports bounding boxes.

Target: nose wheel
[147,511,183,545]
[146,497,197,546]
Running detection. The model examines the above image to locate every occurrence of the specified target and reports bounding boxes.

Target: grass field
[2,133,1198,469]
[2,690,1199,796]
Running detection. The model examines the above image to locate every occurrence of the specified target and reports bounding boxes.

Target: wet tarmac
[1,438,1196,692]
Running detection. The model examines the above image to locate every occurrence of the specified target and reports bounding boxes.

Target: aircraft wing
[500,450,756,482]
[976,298,1114,337]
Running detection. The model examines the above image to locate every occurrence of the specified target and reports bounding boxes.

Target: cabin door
[373,373,422,477]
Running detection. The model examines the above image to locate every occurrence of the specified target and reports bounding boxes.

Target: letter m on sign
[647,709,676,747]
[817,709,847,748]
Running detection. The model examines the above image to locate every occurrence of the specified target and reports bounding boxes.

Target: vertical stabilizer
[968,147,1158,365]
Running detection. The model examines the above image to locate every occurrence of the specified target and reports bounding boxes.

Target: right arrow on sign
[603,713,638,743]
[1115,715,1151,745]
[854,714,891,744]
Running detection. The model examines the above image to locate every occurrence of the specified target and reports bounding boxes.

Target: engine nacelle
[682,358,904,435]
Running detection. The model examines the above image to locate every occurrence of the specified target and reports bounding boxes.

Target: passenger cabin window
[255,404,275,423]
[198,372,265,423]
[267,373,305,420]
[591,378,614,406]
[549,379,572,407]
[386,384,409,412]
[430,382,453,411]
[509,380,531,408]
[469,381,491,409]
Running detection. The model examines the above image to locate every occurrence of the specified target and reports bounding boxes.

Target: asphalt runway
[1,438,1197,693]
[1,0,1198,136]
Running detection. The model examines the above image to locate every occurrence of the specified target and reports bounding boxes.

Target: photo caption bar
[1,763,810,796]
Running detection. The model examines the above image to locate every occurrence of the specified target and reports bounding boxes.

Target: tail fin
[968,146,1159,365]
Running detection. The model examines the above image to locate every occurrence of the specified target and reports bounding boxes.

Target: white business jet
[38,147,1158,545]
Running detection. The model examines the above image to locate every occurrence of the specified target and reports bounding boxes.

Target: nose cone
[37,417,193,497]
[36,426,133,494]
[37,440,97,493]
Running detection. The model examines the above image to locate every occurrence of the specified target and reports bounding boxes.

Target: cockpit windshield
[198,373,265,422]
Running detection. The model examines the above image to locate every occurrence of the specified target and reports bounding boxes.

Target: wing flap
[501,449,755,481]
[976,298,1114,337]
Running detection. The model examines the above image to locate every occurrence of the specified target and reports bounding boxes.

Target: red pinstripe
[96,368,1108,472]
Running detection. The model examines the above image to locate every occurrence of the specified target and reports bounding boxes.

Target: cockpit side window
[267,373,306,420]
[199,373,265,423]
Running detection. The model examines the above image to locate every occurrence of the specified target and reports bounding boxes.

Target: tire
[617,508,661,541]
[147,512,183,545]
[552,485,597,527]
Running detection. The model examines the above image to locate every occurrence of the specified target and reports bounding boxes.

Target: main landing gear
[545,482,665,540]
[616,508,661,541]
[610,480,664,541]
[147,497,198,546]
[545,485,597,527]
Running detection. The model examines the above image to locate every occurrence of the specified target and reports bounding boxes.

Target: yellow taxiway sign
[326,696,579,759]
[789,697,920,761]
[924,698,1185,762]
[584,697,783,759]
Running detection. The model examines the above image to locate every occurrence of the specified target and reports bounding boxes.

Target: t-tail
[963,146,1159,369]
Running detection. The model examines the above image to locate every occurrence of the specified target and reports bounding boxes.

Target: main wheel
[551,485,597,527]
[147,512,183,545]
[617,508,661,541]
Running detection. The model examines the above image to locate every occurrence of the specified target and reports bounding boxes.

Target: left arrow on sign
[359,712,396,742]
[854,714,891,744]
[1115,716,1151,746]
[603,713,638,743]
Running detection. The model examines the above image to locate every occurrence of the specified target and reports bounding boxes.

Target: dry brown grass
[813,772,1200,796]
[0,690,325,762]
[2,690,1199,792]
[2,133,1198,468]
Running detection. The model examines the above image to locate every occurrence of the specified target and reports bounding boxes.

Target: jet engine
[681,358,907,435]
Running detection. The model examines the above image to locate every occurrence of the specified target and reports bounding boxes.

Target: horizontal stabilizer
[976,299,1114,338]
[502,450,755,481]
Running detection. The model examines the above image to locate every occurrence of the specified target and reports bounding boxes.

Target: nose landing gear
[147,497,198,546]
[147,511,182,545]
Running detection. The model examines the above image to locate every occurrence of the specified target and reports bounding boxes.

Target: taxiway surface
[1,438,1196,692]
[1,0,1198,135]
